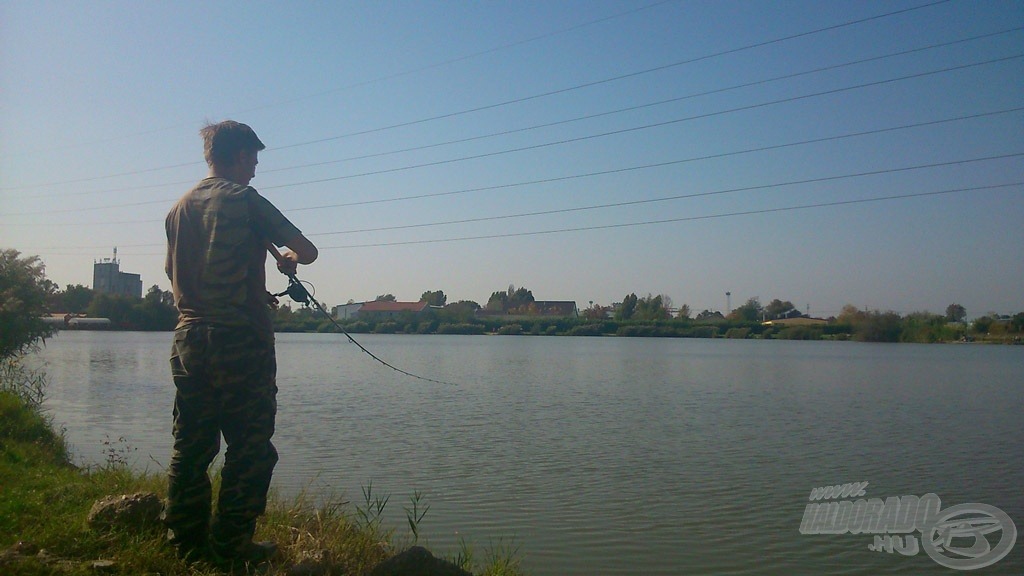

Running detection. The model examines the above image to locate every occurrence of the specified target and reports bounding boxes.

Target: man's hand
[276,250,299,276]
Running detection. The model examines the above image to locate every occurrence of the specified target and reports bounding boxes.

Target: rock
[37,548,59,565]
[37,548,56,563]
[86,492,163,533]
[90,559,117,572]
[370,546,472,576]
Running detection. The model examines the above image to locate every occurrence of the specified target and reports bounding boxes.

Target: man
[164,120,317,566]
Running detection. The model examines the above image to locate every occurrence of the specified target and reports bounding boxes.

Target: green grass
[0,390,525,575]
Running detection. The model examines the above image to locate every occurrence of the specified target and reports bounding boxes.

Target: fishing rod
[266,244,456,386]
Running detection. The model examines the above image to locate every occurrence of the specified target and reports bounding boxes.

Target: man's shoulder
[169,178,254,213]
[191,177,253,197]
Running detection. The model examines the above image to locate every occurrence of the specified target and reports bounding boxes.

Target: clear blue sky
[2,0,1022,318]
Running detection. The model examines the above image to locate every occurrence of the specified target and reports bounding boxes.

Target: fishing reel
[273,274,314,306]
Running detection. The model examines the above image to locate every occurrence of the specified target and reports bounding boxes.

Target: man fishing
[163,120,318,566]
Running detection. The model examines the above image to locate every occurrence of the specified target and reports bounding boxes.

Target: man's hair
[200,120,266,168]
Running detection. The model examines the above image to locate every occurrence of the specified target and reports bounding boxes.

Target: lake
[28,331,1024,575]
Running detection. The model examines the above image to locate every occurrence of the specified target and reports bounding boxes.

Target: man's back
[165,177,298,335]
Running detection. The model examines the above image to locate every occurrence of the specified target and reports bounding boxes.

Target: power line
[4,106,1021,220]
[231,0,680,116]
[314,182,1020,249]
[45,181,1006,256]
[0,0,954,192]
[20,156,1022,252]
[284,109,1022,210]
[268,0,954,152]
[18,54,1019,217]
[30,182,1021,257]
[0,0,676,169]
[304,153,1024,236]
[258,55,1022,191]
[13,27,1018,203]
[254,29,1024,177]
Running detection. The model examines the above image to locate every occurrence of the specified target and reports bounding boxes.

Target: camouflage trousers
[165,323,278,557]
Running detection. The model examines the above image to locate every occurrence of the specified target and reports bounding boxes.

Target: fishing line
[267,247,457,386]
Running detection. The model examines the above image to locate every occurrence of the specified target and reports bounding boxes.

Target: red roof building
[357,300,429,318]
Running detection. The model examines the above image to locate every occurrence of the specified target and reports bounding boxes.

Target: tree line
[275,286,1024,344]
[7,252,1023,344]
[47,283,179,331]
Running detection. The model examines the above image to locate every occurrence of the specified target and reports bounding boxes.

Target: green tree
[676,304,691,320]
[615,293,638,320]
[486,284,534,312]
[129,285,178,330]
[87,293,135,327]
[1010,312,1024,333]
[420,290,447,307]
[728,298,763,322]
[375,294,396,302]
[945,303,967,323]
[1,250,56,359]
[853,310,903,342]
[441,300,480,323]
[145,284,175,307]
[972,315,995,334]
[900,311,950,343]
[764,299,798,320]
[695,309,724,322]
[507,285,534,312]
[485,290,508,311]
[582,303,611,320]
[634,294,671,321]
[58,284,94,314]
[1,250,56,406]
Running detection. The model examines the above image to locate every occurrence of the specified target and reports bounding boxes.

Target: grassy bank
[0,391,523,575]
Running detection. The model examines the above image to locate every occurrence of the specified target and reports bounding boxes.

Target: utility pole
[726,291,731,314]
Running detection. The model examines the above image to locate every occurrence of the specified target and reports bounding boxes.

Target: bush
[0,356,48,407]
[497,324,523,335]
[1,250,55,358]
[371,321,397,334]
[436,323,485,335]
[724,327,751,339]
[345,321,371,333]
[0,250,56,412]
[684,326,719,338]
[849,311,902,342]
[616,325,678,337]
[777,326,822,340]
[0,390,68,464]
[566,324,604,337]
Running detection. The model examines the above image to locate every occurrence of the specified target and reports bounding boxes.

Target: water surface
[31,332,1024,575]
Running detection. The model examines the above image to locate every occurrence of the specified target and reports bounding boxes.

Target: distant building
[332,302,363,319]
[330,301,434,319]
[41,314,112,330]
[356,300,430,319]
[93,248,142,298]
[762,317,828,327]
